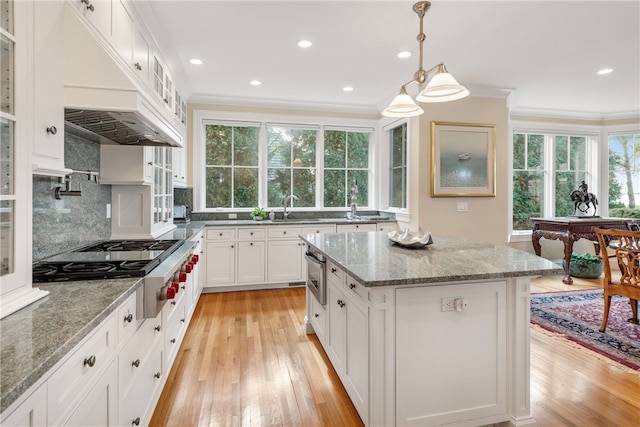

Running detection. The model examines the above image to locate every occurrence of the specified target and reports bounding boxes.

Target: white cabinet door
[205,241,236,285]
[113,0,134,65]
[308,292,327,344]
[0,383,47,427]
[132,26,151,86]
[100,145,153,185]
[344,298,368,423]
[69,0,113,43]
[267,239,304,282]
[326,280,347,374]
[63,361,117,427]
[32,0,66,175]
[172,147,187,187]
[237,241,265,283]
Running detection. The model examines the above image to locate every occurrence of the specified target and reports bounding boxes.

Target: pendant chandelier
[382,1,469,117]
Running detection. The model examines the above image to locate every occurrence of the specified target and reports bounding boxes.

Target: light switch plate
[456,202,468,212]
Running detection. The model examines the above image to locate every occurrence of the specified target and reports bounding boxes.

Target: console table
[531,217,632,284]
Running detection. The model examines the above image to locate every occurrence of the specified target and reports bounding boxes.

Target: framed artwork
[430,121,496,197]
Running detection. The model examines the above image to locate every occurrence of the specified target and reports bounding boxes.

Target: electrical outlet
[456,202,468,212]
[441,298,455,311]
[228,213,237,219]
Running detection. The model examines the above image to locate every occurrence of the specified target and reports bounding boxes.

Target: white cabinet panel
[113,0,134,65]
[395,281,507,426]
[0,383,47,427]
[336,223,378,232]
[62,361,116,427]
[205,241,235,286]
[69,0,113,43]
[237,241,265,283]
[267,239,304,282]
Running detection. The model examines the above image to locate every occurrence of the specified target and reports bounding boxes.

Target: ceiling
[144,1,640,117]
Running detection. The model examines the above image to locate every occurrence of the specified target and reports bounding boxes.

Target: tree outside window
[389,124,407,209]
[204,124,259,208]
[608,134,640,215]
[267,126,316,208]
[324,130,369,208]
[512,132,591,230]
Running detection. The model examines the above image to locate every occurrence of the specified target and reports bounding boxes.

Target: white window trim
[378,117,411,217]
[192,109,378,213]
[509,120,602,239]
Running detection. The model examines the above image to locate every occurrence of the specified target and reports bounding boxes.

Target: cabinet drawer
[336,223,378,232]
[206,228,235,240]
[119,340,163,427]
[118,315,163,394]
[344,275,368,307]
[117,292,142,346]
[48,315,116,425]
[238,227,266,239]
[301,225,336,234]
[327,261,345,284]
[268,226,301,239]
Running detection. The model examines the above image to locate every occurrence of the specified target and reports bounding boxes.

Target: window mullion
[544,135,556,217]
[317,128,324,208]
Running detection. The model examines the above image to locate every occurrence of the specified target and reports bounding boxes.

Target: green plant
[250,206,267,219]
[570,252,601,264]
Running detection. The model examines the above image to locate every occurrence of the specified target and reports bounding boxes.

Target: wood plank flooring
[151,277,640,427]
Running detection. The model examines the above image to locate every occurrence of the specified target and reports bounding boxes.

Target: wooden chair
[592,227,640,332]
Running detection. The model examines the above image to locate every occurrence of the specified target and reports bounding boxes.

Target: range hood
[63,5,183,148]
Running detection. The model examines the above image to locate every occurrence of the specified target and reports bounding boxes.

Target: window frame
[192,109,377,213]
[509,120,601,240]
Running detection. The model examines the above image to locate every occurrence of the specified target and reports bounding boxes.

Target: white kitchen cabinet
[163,289,186,368]
[325,268,369,424]
[267,238,304,282]
[336,223,377,232]
[172,146,187,188]
[68,0,113,44]
[376,222,394,233]
[100,145,153,185]
[32,0,68,176]
[237,228,266,283]
[0,382,47,427]
[132,25,151,87]
[48,314,116,425]
[205,240,236,286]
[62,361,116,427]
[113,0,134,67]
[190,231,205,303]
[307,291,327,345]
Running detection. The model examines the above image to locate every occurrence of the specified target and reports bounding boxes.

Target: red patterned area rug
[530,289,640,371]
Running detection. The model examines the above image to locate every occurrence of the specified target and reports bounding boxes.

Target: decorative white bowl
[387,228,433,249]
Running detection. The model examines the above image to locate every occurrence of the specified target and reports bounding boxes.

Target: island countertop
[300,231,563,287]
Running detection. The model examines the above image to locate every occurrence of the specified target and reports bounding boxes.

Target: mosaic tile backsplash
[32,134,112,261]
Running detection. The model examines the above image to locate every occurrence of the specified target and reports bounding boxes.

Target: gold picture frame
[431,121,496,197]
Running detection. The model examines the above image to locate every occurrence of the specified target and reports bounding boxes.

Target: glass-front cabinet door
[0,0,48,318]
[152,147,173,227]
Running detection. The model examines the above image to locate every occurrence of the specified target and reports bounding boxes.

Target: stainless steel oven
[305,248,326,305]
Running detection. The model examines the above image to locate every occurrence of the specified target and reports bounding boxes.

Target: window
[608,133,640,212]
[195,111,375,212]
[389,123,407,209]
[512,131,594,230]
[267,126,316,208]
[204,123,260,208]
[324,129,369,208]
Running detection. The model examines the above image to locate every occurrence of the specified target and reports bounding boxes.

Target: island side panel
[395,281,508,426]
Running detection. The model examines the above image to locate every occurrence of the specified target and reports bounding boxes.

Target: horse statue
[570,189,599,216]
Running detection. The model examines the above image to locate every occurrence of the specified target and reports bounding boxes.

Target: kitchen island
[299,231,562,427]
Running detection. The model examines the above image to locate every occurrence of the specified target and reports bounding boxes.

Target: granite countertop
[300,232,563,287]
[0,277,142,414]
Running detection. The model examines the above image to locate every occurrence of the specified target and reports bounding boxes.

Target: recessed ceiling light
[397,51,412,59]
[250,80,262,86]
[343,86,354,92]
[189,58,203,65]
[597,68,613,75]
[297,40,312,48]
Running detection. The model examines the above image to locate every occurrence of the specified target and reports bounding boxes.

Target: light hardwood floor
[150,276,640,427]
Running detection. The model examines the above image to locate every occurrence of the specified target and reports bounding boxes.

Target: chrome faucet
[282,194,299,220]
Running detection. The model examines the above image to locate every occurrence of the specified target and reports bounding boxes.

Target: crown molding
[510,107,640,123]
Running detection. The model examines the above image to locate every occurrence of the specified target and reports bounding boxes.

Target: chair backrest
[628,222,640,231]
[592,227,640,287]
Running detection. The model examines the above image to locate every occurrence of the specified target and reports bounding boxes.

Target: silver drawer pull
[132,359,141,368]
[349,283,356,290]
[124,313,133,323]
[132,417,141,426]
[154,372,161,379]
[83,355,96,367]
[155,325,161,332]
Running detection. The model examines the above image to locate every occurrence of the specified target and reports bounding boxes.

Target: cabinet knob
[81,0,94,11]
[147,162,153,166]
[46,126,57,135]
[314,313,319,318]
[132,417,141,426]
[171,301,176,306]
[124,313,133,323]
[219,232,223,236]
[337,299,345,308]
[132,359,141,368]
[181,318,185,323]
[231,244,234,248]
[349,283,356,290]
[250,242,253,246]
[154,372,161,379]
[331,268,337,273]
[170,338,176,344]
[250,232,254,235]
[134,62,142,71]
[155,325,161,332]
[83,355,96,367]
